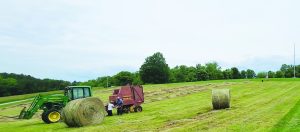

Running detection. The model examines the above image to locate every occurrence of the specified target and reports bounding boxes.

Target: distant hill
[0,73,71,97]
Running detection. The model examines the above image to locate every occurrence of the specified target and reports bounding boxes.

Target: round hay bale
[212,89,230,110]
[62,97,106,127]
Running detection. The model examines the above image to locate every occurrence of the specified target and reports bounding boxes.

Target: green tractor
[19,86,92,124]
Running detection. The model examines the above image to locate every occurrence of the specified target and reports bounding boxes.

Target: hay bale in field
[212,89,230,110]
[62,97,106,127]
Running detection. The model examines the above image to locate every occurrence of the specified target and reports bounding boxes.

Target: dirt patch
[0,103,42,122]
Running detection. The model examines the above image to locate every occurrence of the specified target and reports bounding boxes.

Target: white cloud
[0,0,299,81]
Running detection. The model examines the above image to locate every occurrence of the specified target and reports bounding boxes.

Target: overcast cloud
[0,0,299,81]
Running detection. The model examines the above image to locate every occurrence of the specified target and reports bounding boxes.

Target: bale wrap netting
[212,89,230,110]
[62,97,106,127]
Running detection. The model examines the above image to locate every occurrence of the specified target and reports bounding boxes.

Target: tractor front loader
[19,94,68,123]
[19,86,92,124]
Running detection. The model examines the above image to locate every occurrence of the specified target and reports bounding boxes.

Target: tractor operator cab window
[84,88,91,97]
[72,87,91,100]
[73,88,84,99]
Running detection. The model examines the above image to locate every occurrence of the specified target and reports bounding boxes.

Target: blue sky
[0,0,299,81]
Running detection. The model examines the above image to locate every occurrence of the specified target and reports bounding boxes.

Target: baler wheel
[134,106,142,112]
[123,107,130,113]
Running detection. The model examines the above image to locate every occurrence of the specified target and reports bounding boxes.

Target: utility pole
[294,43,296,78]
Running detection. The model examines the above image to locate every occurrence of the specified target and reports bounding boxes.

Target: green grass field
[0,79,300,132]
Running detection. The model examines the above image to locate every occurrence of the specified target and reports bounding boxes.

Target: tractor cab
[64,86,92,100]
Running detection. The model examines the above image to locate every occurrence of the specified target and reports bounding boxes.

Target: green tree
[96,76,112,88]
[80,79,98,87]
[71,81,80,86]
[296,65,300,77]
[170,65,197,82]
[246,69,256,78]
[231,67,241,79]
[257,72,267,78]
[205,62,223,80]
[275,71,284,78]
[223,69,232,79]
[170,66,186,82]
[280,64,293,78]
[195,64,209,81]
[132,72,143,85]
[169,69,176,83]
[268,71,275,78]
[0,73,71,97]
[113,71,134,86]
[280,64,300,78]
[240,70,247,79]
[140,52,170,84]
[186,66,197,82]
[0,76,17,96]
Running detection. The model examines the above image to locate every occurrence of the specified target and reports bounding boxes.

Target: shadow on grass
[271,98,300,132]
[18,121,46,127]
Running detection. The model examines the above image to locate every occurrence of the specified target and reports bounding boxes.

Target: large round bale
[62,97,106,127]
[212,89,230,110]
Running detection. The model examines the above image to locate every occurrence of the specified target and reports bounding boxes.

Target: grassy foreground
[0,79,299,132]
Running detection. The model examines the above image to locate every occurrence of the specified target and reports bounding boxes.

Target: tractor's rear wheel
[134,106,142,112]
[42,109,61,124]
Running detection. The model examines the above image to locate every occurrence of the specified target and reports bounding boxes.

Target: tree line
[0,73,71,97]
[1,52,299,97]
[81,52,300,87]
[256,64,300,78]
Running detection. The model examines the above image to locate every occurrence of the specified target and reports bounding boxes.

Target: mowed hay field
[0,79,300,132]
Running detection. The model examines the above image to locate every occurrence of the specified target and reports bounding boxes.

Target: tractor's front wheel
[42,109,61,124]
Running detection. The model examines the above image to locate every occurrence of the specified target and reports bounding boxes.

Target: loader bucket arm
[19,94,68,119]
[19,94,42,119]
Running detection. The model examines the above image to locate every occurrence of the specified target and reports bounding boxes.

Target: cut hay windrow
[212,89,230,110]
[144,84,233,104]
[62,97,106,127]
